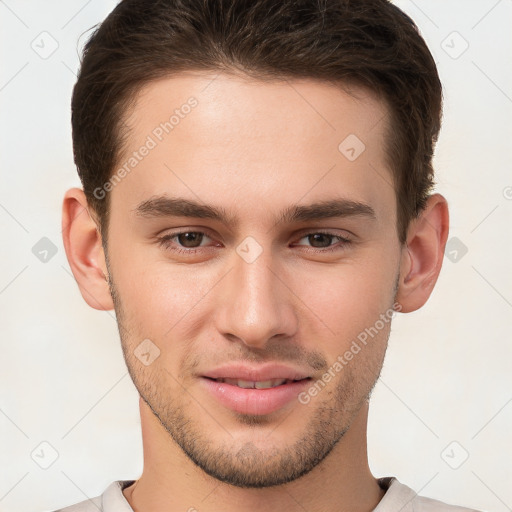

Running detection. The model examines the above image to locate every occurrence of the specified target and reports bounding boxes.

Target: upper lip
[202,363,312,382]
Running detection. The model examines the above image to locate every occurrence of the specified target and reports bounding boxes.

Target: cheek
[111,254,220,337]
[109,231,399,350]
[291,255,398,341]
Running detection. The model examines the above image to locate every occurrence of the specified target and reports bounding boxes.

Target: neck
[123,397,384,512]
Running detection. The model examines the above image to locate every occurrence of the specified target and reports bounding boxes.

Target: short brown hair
[71,0,442,243]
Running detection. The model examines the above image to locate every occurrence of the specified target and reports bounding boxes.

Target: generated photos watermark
[298,302,402,404]
[93,96,198,200]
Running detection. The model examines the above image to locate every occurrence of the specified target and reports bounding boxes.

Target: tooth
[254,380,273,389]
[215,378,291,388]
[222,378,242,386]
[237,380,255,389]
[255,379,287,389]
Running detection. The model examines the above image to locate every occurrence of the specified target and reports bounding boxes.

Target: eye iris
[309,233,332,248]
[178,232,203,248]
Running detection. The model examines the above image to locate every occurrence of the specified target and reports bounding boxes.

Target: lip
[200,377,311,415]
[200,363,313,416]
[202,363,312,382]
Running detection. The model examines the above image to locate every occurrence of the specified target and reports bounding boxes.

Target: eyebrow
[133,196,376,227]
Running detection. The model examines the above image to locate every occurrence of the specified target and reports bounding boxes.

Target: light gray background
[1,1,511,511]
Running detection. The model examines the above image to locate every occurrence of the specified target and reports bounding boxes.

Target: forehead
[125,71,389,147]
[111,71,395,230]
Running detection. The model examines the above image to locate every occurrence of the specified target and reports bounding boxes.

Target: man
[57,0,480,510]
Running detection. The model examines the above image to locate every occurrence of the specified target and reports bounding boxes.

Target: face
[104,72,402,487]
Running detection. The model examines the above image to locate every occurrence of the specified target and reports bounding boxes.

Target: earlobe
[61,187,114,311]
[395,193,449,313]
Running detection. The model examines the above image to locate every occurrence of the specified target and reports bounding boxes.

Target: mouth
[200,376,312,415]
[205,377,311,389]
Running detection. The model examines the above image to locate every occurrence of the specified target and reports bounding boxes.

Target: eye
[157,231,215,255]
[156,229,353,256]
[293,231,352,252]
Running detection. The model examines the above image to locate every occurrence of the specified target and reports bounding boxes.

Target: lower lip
[201,378,311,415]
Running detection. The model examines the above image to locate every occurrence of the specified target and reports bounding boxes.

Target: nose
[213,246,298,349]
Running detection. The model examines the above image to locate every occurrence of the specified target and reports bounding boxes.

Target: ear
[395,193,449,313]
[61,188,114,311]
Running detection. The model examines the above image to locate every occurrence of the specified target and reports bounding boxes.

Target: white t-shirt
[50,477,482,512]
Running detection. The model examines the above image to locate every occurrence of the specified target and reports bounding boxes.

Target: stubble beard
[106,260,393,488]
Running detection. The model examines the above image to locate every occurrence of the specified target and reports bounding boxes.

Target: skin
[62,72,449,512]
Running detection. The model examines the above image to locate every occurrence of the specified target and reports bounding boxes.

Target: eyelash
[156,230,353,255]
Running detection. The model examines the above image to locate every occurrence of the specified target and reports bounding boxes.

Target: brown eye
[157,231,214,254]
[294,231,352,252]
[176,232,204,248]
[307,233,334,248]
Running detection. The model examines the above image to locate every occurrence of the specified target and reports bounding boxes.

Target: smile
[201,376,312,415]
[210,378,303,389]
